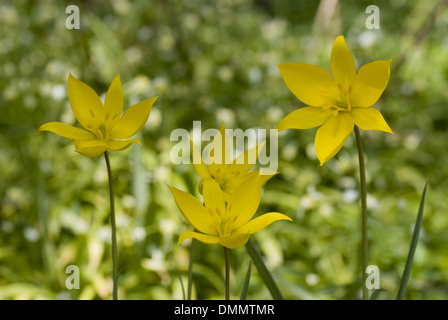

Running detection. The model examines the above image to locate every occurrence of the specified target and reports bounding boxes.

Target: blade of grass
[245,239,284,300]
[396,181,428,300]
[177,271,186,300]
[370,288,386,300]
[240,261,252,300]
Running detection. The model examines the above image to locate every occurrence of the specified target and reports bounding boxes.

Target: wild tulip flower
[169,174,291,249]
[39,74,157,157]
[191,124,276,201]
[277,35,392,165]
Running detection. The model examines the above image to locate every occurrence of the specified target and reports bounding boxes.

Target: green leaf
[370,288,386,300]
[396,181,428,300]
[240,261,252,300]
[245,239,284,300]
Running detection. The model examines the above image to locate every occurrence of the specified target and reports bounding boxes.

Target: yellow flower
[39,74,157,157]
[277,36,393,165]
[169,174,292,249]
[191,124,276,201]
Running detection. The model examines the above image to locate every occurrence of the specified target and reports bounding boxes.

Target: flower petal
[104,75,124,131]
[178,231,219,245]
[68,74,104,132]
[315,112,354,165]
[350,60,391,108]
[330,36,357,92]
[190,138,211,181]
[107,138,142,151]
[277,63,339,106]
[235,212,292,235]
[219,233,250,249]
[74,139,108,157]
[109,96,157,139]
[39,122,95,140]
[202,179,226,219]
[351,108,393,133]
[227,174,262,230]
[168,186,217,235]
[207,125,231,179]
[276,107,334,131]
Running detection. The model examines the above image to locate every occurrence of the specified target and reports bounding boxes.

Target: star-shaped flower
[39,74,157,157]
[277,36,392,165]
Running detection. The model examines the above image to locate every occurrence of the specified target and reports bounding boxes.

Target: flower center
[322,84,352,116]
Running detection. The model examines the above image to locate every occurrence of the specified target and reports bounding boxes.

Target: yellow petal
[39,122,95,140]
[219,233,250,249]
[68,74,104,132]
[350,60,391,108]
[277,63,339,106]
[202,179,226,219]
[315,112,354,165]
[109,97,157,139]
[276,107,334,131]
[104,75,124,131]
[178,231,219,246]
[168,186,217,235]
[207,126,231,179]
[351,108,393,133]
[74,139,108,157]
[227,174,262,230]
[222,170,276,197]
[330,36,357,92]
[107,138,142,151]
[190,138,211,180]
[235,212,292,235]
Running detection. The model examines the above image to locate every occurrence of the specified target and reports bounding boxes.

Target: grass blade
[370,288,386,300]
[396,181,428,300]
[240,261,252,300]
[177,271,186,300]
[245,239,284,300]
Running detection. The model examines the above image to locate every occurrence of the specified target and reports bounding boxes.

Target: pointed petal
[227,174,262,230]
[219,233,250,249]
[104,75,124,131]
[276,107,334,131]
[190,138,211,180]
[350,60,391,108]
[107,138,142,151]
[315,112,354,165]
[178,231,219,245]
[351,108,393,133]
[277,63,339,106]
[109,97,157,139]
[207,125,231,179]
[236,212,292,235]
[74,139,108,157]
[68,74,104,132]
[39,122,95,140]
[330,36,357,91]
[222,170,276,197]
[202,179,226,219]
[168,186,217,235]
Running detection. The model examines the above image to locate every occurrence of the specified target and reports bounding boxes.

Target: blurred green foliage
[1,0,448,300]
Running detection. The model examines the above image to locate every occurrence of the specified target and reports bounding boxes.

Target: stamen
[208,208,214,216]
[89,109,95,118]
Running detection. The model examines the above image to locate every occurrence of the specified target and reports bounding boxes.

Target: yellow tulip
[39,74,157,157]
[170,174,292,249]
[277,35,393,165]
[191,124,276,201]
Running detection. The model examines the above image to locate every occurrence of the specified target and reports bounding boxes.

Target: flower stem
[354,126,368,300]
[104,151,118,300]
[187,237,195,300]
[224,247,230,300]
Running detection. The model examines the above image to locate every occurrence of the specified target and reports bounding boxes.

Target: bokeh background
[1,0,447,300]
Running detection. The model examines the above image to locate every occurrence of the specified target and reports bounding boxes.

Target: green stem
[224,247,230,300]
[187,237,195,300]
[354,126,368,300]
[104,151,118,300]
